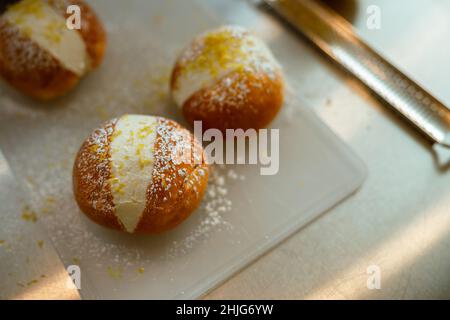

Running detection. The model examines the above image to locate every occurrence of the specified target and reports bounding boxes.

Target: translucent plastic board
[0,0,366,299]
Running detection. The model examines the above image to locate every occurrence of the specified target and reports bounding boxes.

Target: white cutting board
[0,0,366,299]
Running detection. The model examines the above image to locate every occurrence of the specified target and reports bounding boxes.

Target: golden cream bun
[171,25,284,133]
[0,0,106,100]
[73,115,209,234]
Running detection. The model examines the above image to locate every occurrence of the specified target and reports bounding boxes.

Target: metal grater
[262,0,450,150]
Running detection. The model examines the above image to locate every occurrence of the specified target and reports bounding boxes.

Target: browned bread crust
[73,117,209,234]
[0,18,80,100]
[136,118,209,233]
[179,69,284,133]
[170,26,285,133]
[72,118,124,231]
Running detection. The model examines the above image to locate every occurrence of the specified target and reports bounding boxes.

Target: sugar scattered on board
[166,165,242,258]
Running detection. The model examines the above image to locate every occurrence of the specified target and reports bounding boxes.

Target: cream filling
[4,0,89,75]
[172,28,281,108]
[109,115,158,233]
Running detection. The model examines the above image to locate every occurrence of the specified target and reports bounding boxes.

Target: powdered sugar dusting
[167,165,244,258]
[172,25,282,107]
[0,18,58,73]
[188,70,259,114]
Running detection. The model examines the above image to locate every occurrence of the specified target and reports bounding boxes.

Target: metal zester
[263,0,450,150]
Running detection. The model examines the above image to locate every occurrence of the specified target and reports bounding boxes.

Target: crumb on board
[25,175,36,186]
[37,240,44,248]
[0,240,12,251]
[137,267,145,274]
[17,276,45,288]
[40,197,57,215]
[21,206,37,222]
[95,105,110,120]
[45,196,55,204]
